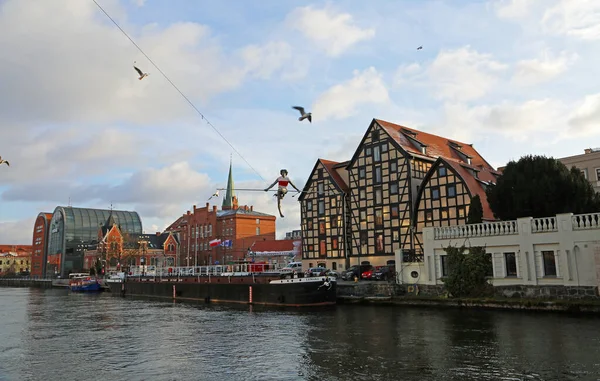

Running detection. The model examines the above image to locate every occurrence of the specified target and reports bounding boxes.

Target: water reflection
[0,289,599,380]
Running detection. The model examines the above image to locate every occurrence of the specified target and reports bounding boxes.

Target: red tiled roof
[0,245,33,254]
[320,159,350,192]
[250,239,299,253]
[375,119,498,172]
[164,215,187,232]
[443,159,496,220]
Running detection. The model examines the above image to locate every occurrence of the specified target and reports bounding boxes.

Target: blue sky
[1,0,600,244]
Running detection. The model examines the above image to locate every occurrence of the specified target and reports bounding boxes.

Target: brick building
[31,212,53,278]
[165,160,276,266]
[0,245,32,275]
[83,212,179,273]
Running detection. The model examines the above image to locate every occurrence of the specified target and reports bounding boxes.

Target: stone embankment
[0,278,53,289]
[337,281,600,314]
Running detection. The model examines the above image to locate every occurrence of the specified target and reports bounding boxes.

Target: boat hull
[70,282,102,293]
[108,276,337,307]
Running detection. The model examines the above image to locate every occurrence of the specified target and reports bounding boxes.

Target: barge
[107,265,337,307]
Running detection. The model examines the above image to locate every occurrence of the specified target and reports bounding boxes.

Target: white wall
[421,213,600,288]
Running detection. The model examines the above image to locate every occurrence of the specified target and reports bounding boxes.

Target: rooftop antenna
[110,202,114,211]
[68,197,71,207]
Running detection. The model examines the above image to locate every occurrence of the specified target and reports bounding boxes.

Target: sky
[1,0,600,244]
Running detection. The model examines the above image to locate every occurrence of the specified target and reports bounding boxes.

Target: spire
[222,155,235,210]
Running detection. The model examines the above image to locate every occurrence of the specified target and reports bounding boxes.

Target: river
[0,288,599,381]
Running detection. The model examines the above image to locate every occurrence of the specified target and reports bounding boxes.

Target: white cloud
[132,0,146,6]
[393,62,423,88]
[312,67,389,121]
[542,0,600,40]
[240,41,294,80]
[492,0,539,19]
[0,218,35,245]
[286,5,375,57]
[511,50,578,86]
[427,46,508,102]
[568,93,600,137]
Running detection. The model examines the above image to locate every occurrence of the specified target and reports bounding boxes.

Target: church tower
[222,156,237,210]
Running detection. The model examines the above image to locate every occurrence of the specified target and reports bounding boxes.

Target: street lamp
[138,235,149,276]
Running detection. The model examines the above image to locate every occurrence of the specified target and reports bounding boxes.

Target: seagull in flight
[208,190,219,200]
[417,46,423,50]
[0,156,9,167]
[133,61,149,80]
[292,106,312,123]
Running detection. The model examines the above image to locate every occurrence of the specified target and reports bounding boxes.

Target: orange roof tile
[375,119,499,173]
[320,159,350,192]
[443,158,496,221]
[0,245,33,254]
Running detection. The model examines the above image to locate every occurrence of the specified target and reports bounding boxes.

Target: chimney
[193,204,196,210]
[585,148,593,154]
[250,206,253,211]
[213,206,217,213]
[206,202,209,208]
[156,232,160,236]
[187,211,191,216]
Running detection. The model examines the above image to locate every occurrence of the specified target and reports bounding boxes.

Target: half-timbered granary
[299,118,499,270]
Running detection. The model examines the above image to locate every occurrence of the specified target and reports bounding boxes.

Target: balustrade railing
[531,217,557,233]
[572,213,600,230]
[434,220,518,239]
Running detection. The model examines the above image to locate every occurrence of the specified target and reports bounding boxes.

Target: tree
[442,245,493,298]
[467,195,483,224]
[486,155,600,220]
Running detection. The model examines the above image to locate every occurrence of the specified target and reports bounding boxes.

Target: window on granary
[359,167,365,179]
[390,161,397,172]
[375,188,382,205]
[318,183,324,195]
[371,129,380,141]
[306,200,312,211]
[505,253,517,277]
[438,167,447,177]
[390,183,398,194]
[374,167,382,183]
[318,200,325,215]
[447,184,456,197]
[374,146,381,162]
[431,187,440,200]
[256,227,260,236]
[332,237,338,249]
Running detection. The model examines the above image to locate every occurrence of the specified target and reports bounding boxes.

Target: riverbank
[337,281,600,314]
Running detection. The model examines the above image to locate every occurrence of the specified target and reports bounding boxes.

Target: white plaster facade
[395,213,600,290]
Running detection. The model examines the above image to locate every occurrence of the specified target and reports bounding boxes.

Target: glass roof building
[46,206,142,277]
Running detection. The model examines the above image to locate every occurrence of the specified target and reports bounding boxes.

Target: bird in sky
[133,61,149,80]
[292,106,312,123]
[417,46,423,50]
[0,156,9,166]
[208,190,219,200]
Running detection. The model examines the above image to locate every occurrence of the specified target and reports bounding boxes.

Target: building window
[440,256,447,277]
[332,238,338,249]
[360,231,368,244]
[319,241,326,257]
[390,183,398,194]
[375,188,382,205]
[375,210,383,228]
[431,187,440,200]
[376,233,384,253]
[542,250,557,276]
[359,168,365,179]
[457,206,466,218]
[331,217,338,228]
[330,197,337,208]
[319,221,326,235]
[438,167,447,177]
[390,161,397,172]
[307,200,312,211]
[318,200,325,215]
[425,210,433,222]
[582,168,588,179]
[318,183,324,195]
[366,147,372,156]
[374,167,382,183]
[596,168,600,181]
[318,169,323,179]
[440,208,448,220]
[371,129,380,141]
[256,227,260,236]
[256,219,260,225]
[447,184,456,197]
[374,146,381,162]
[332,262,337,270]
[391,206,399,218]
[505,252,517,277]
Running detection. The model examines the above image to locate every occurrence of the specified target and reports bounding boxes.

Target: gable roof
[321,159,350,192]
[436,157,496,220]
[374,119,499,173]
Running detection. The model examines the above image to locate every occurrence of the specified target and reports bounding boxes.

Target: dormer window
[421,146,426,155]
[467,158,472,165]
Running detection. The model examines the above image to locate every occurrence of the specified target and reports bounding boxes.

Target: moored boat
[107,264,337,307]
[69,275,102,292]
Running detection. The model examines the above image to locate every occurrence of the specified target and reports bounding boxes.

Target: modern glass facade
[46,206,142,277]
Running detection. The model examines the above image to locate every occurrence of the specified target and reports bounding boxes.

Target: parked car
[342,265,373,280]
[373,266,394,281]
[279,262,303,274]
[326,270,339,279]
[361,267,376,280]
[305,267,328,277]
